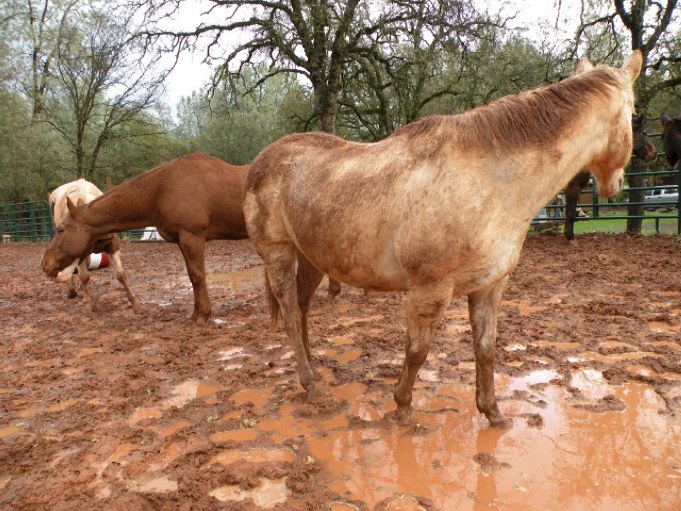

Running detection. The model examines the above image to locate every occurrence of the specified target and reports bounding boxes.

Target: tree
[1,0,79,120]
[175,66,299,164]
[43,5,170,180]
[571,0,681,233]
[139,0,497,137]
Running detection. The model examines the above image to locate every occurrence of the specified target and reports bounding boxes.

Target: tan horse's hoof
[395,405,414,425]
[305,384,322,401]
[487,413,513,429]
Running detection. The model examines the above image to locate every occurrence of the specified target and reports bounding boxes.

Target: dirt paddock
[1,233,681,510]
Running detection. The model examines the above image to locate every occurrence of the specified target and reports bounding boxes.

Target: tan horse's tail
[264,271,280,331]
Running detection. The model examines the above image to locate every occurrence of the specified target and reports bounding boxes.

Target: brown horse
[563,113,657,240]
[42,153,248,323]
[243,51,642,428]
[661,112,681,170]
[47,179,139,312]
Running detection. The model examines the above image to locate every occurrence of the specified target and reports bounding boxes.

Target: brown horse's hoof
[327,279,341,299]
[67,290,78,299]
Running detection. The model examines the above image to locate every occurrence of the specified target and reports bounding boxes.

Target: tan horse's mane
[393,68,622,154]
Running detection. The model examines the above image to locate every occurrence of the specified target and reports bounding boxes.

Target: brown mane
[394,68,622,154]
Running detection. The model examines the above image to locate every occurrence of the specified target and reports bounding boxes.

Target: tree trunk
[626,156,646,233]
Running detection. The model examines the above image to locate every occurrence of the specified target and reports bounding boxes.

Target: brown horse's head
[632,113,657,162]
[661,113,681,170]
[574,51,642,198]
[42,197,99,282]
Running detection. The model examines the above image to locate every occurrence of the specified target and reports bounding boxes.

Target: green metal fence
[0,200,154,242]
[0,200,54,241]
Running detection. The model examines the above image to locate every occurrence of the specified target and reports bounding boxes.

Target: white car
[644,187,679,210]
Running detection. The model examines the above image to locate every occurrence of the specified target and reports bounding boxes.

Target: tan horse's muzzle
[596,168,625,199]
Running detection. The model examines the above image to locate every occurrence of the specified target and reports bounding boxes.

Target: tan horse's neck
[81,172,160,235]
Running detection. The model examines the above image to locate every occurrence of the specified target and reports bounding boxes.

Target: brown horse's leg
[107,245,140,312]
[78,260,93,312]
[564,171,588,241]
[296,252,324,365]
[394,278,452,422]
[468,276,512,429]
[264,245,316,392]
[67,274,78,299]
[327,278,341,299]
[177,231,210,323]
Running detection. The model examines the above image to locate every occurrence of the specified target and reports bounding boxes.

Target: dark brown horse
[42,153,248,323]
[661,113,681,170]
[563,113,657,240]
[244,52,642,428]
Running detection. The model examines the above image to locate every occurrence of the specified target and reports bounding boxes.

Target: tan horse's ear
[66,196,79,217]
[661,114,671,127]
[575,57,594,74]
[621,50,643,82]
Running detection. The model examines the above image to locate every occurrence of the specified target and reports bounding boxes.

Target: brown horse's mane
[87,152,225,207]
[393,68,622,154]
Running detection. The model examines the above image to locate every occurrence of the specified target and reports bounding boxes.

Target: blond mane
[394,68,622,154]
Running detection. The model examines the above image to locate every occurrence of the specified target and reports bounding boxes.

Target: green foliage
[174,69,306,164]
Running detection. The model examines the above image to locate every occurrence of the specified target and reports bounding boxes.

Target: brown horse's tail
[264,271,280,331]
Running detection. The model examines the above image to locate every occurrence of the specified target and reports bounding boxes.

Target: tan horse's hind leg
[296,252,325,363]
[177,230,210,323]
[77,260,93,312]
[265,244,317,393]
[108,249,140,312]
[468,276,512,429]
[394,278,453,423]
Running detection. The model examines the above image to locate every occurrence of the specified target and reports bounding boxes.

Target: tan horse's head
[42,197,98,282]
[574,51,642,198]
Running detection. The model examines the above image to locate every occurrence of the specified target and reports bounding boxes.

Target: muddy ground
[1,233,681,511]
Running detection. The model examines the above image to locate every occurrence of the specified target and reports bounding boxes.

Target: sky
[160,0,582,112]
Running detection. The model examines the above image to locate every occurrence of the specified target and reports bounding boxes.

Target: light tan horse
[243,51,642,428]
[47,179,139,312]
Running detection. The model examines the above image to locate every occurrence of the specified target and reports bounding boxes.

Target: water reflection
[259,372,681,510]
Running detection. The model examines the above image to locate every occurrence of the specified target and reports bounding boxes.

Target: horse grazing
[661,112,681,169]
[243,51,642,428]
[47,179,139,312]
[42,153,248,323]
[563,112,657,240]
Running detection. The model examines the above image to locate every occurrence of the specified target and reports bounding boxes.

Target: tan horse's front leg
[178,231,210,324]
[394,278,452,423]
[468,276,512,429]
[78,260,93,312]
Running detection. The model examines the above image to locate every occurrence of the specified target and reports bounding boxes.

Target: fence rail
[0,200,54,241]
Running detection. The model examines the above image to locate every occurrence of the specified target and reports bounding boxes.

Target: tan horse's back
[49,179,103,228]
[245,129,511,292]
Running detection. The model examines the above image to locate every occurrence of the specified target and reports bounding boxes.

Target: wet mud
[1,233,681,510]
